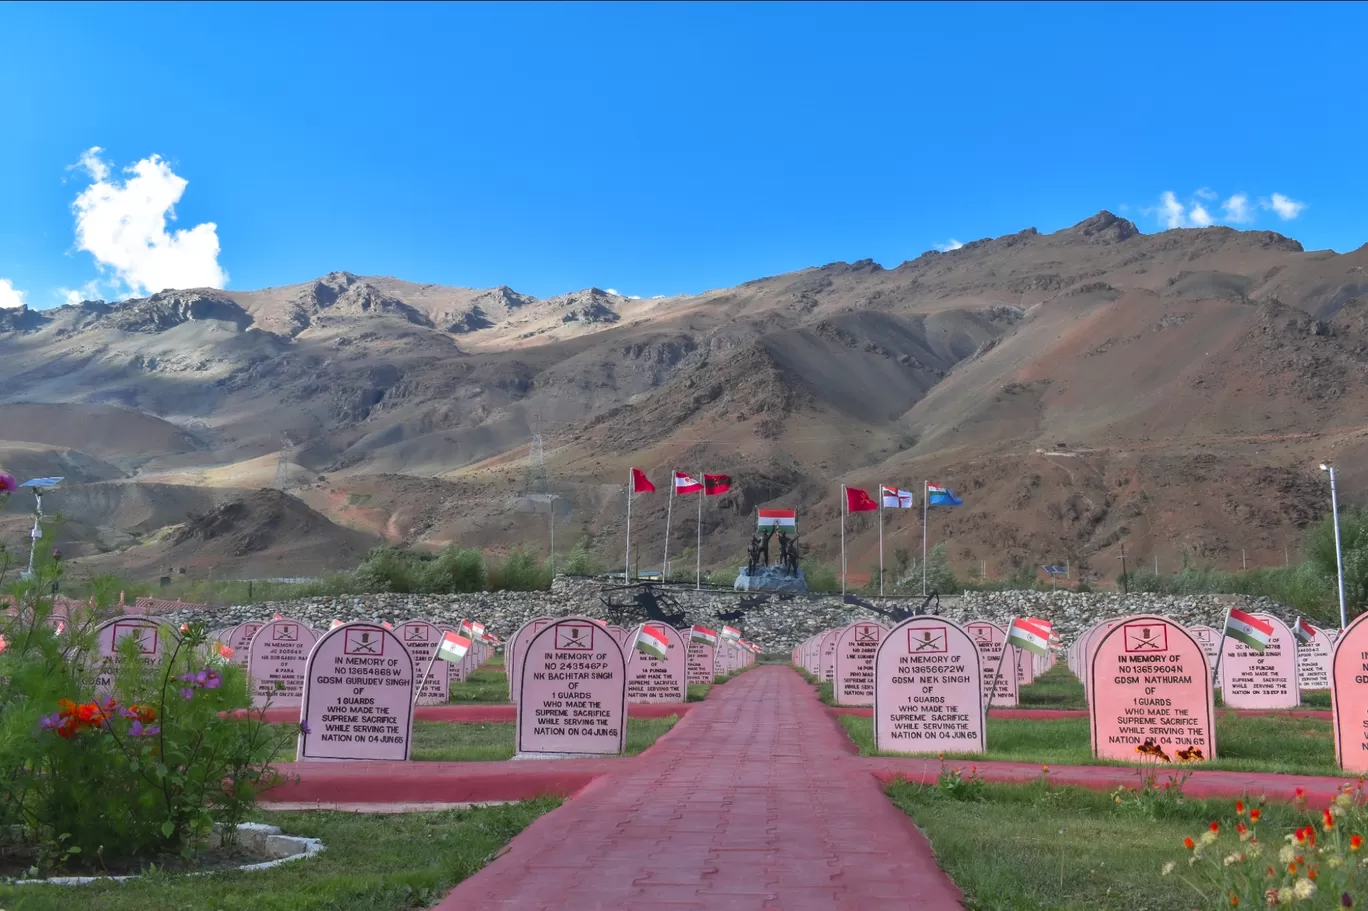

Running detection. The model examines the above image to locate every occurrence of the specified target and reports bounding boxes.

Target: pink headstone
[965,621,1018,707]
[626,623,687,703]
[818,628,840,683]
[686,637,716,686]
[1080,619,1124,697]
[516,617,627,755]
[248,618,320,707]
[1332,613,1368,771]
[608,625,629,647]
[1297,623,1332,692]
[1189,625,1222,680]
[226,621,264,669]
[298,622,415,761]
[834,621,887,707]
[874,617,985,754]
[93,617,171,693]
[397,620,449,706]
[509,616,554,703]
[1218,614,1298,709]
[1088,615,1215,763]
[1017,642,1036,687]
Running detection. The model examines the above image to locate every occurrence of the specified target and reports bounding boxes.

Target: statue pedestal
[734,566,808,593]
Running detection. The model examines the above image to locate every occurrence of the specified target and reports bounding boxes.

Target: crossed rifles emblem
[913,630,945,651]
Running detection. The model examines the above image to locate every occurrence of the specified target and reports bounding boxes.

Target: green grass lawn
[887,778,1309,911]
[447,662,511,704]
[1019,664,1088,709]
[0,799,559,910]
[687,683,712,701]
[841,712,1339,775]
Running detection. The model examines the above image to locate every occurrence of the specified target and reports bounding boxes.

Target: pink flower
[0,473,16,495]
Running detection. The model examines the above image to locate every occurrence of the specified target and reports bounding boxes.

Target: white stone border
[10,822,324,886]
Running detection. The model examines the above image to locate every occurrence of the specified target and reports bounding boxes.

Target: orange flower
[1324,809,1336,830]
[1352,834,1363,851]
[1236,800,1245,815]
[1289,863,1299,875]
[56,698,76,717]
[1237,822,1248,834]
[1229,891,1238,907]
[1250,808,1262,823]
[1296,787,1306,801]
[1308,868,1318,881]
[1210,821,1220,833]
[1185,837,1196,850]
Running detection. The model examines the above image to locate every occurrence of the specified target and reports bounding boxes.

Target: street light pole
[1321,463,1348,630]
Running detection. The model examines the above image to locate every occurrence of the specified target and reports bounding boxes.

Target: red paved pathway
[431,665,966,911]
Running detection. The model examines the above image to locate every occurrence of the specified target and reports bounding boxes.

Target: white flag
[881,486,915,508]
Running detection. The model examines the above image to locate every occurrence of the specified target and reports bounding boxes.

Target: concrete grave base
[512,751,612,761]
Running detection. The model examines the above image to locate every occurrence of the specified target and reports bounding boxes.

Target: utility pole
[1154,554,1159,575]
[1242,549,1247,571]
[1321,463,1348,630]
[1118,543,1129,595]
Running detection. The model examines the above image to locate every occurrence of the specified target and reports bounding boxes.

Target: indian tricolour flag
[691,625,718,645]
[1294,617,1317,644]
[722,625,742,641]
[636,625,670,659]
[329,619,344,630]
[1225,608,1273,652]
[438,631,472,663]
[756,508,796,530]
[1007,618,1051,656]
[462,619,487,641]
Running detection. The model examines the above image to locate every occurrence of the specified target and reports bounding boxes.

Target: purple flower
[195,670,208,686]
[144,725,160,737]
[299,720,311,735]
[0,473,16,495]
[50,548,62,561]
[128,720,144,737]
[180,687,195,701]
[38,712,60,732]
[203,670,222,690]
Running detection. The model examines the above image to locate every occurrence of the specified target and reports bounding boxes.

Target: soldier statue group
[745,525,800,576]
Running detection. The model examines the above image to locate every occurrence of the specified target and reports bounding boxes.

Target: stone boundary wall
[156,577,1294,653]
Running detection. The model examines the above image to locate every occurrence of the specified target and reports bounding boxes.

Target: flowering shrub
[0,555,298,874]
[1165,784,1368,908]
[1112,769,1193,821]
[936,760,988,802]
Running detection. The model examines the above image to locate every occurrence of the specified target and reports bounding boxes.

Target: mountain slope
[0,212,1364,582]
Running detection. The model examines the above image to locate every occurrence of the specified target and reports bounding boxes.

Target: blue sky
[1,1,1364,308]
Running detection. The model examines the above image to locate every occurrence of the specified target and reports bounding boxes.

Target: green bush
[420,545,487,593]
[490,547,551,592]
[0,557,295,874]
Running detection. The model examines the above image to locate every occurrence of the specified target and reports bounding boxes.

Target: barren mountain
[2,211,1365,584]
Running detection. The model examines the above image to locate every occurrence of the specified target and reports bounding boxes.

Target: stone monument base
[734,566,808,593]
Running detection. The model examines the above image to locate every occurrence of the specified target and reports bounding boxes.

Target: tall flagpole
[696,469,703,590]
[921,480,929,596]
[840,485,847,597]
[663,471,675,580]
[879,484,885,597]
[624,469,633,583]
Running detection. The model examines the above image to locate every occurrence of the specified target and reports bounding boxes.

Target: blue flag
[926,484,962,507]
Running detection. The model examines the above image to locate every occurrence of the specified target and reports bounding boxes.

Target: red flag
[674,471,704,494]
[704,473,731,496]
[845,486,878,512]
[631,468,655,493]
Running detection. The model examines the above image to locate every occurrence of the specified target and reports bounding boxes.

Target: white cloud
[69,146,227,299]
[603,288,641,300]
[58,281,104,306]
[0,279,25,309]
[1147,188,1307,230]
[1221,193,1254,224]
[1157,191,1187,229]
[1263,192,1306,220]
[935,239,963,252]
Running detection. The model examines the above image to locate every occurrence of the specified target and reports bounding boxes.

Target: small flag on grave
[690,625,718,645]
[1225,607,1273,652]
[381,621,394,630]
[1294,617,1316,644]
[438,630,472,663]
[635,625,670,659]
[722,625,741,641]
[1007,617,1051,656]
[329,619,344,630]
[273,613,284,620]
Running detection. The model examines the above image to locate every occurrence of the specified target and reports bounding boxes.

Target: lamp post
[19,476,64,580]
[1321,463,1348,630]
